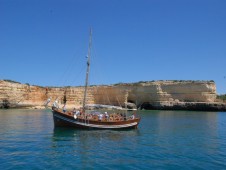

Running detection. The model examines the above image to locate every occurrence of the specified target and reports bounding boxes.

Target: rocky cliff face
[0,80,224,111]
[0,80,47,107]
[124,81,216,104]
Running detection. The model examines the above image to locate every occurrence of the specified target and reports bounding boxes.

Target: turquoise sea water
[0,109,226,170]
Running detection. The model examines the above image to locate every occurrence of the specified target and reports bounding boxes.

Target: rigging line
[106,89,111,105]
[55,59,72,87]
[60,58,81,87]
[63,37,94,87]
[100,87,111,105]
[116,96,122,107]
[68,57,85,84]
[70,64,86,86]
[55,50,84,87]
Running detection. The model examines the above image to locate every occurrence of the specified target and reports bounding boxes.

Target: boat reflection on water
[51,127,141,168]
[51,127,141,159]
[52,127,140,143]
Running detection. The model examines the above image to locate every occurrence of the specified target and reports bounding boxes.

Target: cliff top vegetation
[1,79,215,88]
[113,80,215,86]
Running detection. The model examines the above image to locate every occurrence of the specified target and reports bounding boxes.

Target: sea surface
[0,109,226,170]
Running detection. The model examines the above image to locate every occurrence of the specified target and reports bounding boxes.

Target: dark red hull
[52,108,140,130]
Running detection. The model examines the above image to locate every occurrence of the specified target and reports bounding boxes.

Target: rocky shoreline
[140,101,226,111]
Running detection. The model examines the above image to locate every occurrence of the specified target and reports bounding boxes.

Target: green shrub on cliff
[217,94,226,100]
[3,79,21,84]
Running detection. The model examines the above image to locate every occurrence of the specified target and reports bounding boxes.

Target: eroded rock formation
[0,80,225,111]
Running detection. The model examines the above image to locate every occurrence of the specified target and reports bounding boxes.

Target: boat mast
[83,28,92,113]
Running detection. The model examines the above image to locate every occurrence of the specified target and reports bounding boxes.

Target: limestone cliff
[0,80,225,111]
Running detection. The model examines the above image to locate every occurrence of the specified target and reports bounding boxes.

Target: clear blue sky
[0,0,226,94]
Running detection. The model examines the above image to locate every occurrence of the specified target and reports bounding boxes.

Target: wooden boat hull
[52,109,140,130]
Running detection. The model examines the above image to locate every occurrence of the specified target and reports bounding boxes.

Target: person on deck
[130,113,135,119]
[75,110,80,116]
[98,113,103,121]
[105,112,109,121]
[52,100,59,109]
[63,105,66,113]
[45,97,51,106]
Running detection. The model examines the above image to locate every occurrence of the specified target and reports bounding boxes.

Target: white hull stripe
[54,114,138,129]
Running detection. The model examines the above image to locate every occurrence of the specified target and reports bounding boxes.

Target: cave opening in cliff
[140,102,154,110]
[2,99,10,109]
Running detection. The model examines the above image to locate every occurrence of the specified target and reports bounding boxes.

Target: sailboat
[52,29,141,129]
